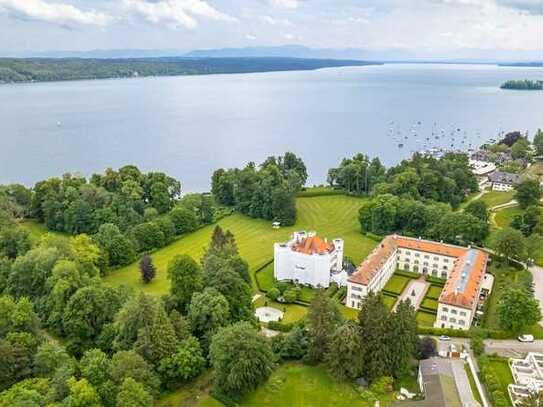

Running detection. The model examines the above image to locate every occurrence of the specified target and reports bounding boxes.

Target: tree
[464,200,489,222]
[130,222,165,252]
[511,138,530,159]
[158,336,206,388]
[498,288,541,333]
[306,290,342,364]
[134,301,178,364]
[209,322,275,400]
[512,205,542,236]
[79,349,111,387]
[188,287,230,350]
[267,287,280,301]
[0,378,49,406]
[271,187,296,226]
[417,336,436,359]
[515,180,542,209]
[116,377,153,407]
[139,254,156,284]
[491,227,527,263]
[358,292,391,382]
[62,377,102,407]
[526,234,543,263]
[169,310,191,341]
[387,300,418,377]
[93,223,136,267]
[109,351,160,397]
[33,342,73,378]
[325,321,363,380]
[0,226,31,259]
[167,255,203,313]
[534,129,543,156]
[272,325,309,360]
[169,207,198,235]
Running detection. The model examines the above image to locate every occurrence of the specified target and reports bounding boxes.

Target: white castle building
[274,231,344,288]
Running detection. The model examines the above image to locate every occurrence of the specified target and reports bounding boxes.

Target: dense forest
[0,57,379,84]
[211,152,308,226]
[500,79,543,90]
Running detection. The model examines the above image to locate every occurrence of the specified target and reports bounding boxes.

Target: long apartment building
[347,235,488,330]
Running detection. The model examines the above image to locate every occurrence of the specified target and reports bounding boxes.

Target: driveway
[431,336,543,358]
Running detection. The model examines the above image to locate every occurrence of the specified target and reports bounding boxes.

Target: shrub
[267,287,280,301]
[283,288,298,303]
[267,321,294,332]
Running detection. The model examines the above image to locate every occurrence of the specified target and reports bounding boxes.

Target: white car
[518,335,535,343]
[438,335,451,341]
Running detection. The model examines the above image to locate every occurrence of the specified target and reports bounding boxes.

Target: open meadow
[104,195,378,295]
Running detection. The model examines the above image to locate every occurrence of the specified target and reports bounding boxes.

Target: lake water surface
[1,63,543,191]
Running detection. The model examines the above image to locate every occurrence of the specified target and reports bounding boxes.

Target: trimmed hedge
[334,286,347,302]
[418,306,437,315]
[268,321,294,332]
[424,276,446,286]
[296,189,344,198]
[417,326,471,338]
[394,270,421,280]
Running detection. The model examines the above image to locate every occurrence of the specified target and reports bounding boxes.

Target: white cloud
[122,0,237,29]
[261,15,293,25]
[0,0,111,26]
[246,34,257,40]
[269,0,299,9]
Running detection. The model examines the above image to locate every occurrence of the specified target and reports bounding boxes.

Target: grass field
[480,191,515,208]
[480,357,514,407]
[416,311,436,327]
[464,363,483,405]
[256,263,275,291]
[234,362,393,407]
[383,275,410,295]
[19,220,67,244]
[494,206,523,229]
[420,298,439,311]
[383,294,397,310]
[425,285,443,300]
[104,195,377,296]
[482,263,543,338]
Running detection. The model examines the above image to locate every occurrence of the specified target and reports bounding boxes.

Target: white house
[488,171,521,191]
[508,353,543,406]
[347,235,488,330]
[274,231,344,288]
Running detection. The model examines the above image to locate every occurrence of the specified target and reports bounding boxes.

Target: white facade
[434,303,473,330]
[508,353,543,406]
[274,231,344,288]
[492,182,515,192]
[397,247,456,279]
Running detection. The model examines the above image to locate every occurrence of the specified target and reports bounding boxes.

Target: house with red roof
[274,231,344,288]
[346,235,489,330]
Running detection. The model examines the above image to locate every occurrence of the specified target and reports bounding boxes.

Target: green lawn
[480,191,515,208]
[253,296,308,324]
[494,206,523,229]
[420,298,439,311]
[104,195,377,296]
[256,263,275,291]
[383,275,410,295]
[464,363,482,405]
[156,370,214,407]
[19,220,67,244]
[479,357,514,407]
[416,311,436,327]
[235,362,393,407]
[383,294,398,310]
[425,285,443,300]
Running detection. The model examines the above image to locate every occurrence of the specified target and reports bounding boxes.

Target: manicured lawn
[425,285,443,300]
[480,357,514,407]
[494,206,523,229]
[104,195,377,296]
[383,294,398,310]
[464,363,482,405]
[416,311,436,327]
[480,191,515,208]
[256,263,275,291]
[383,275,410,295]
[253,296,308,324]
[420,298,438,311]
[156,370,214,407]
[236,362,392,407]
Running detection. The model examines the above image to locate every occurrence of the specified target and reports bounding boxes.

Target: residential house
[488,171,521,192]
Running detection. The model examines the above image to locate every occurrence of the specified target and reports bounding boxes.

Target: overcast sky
[1,0,543,57]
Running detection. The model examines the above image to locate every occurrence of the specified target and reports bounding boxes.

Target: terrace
[508,353,543,405]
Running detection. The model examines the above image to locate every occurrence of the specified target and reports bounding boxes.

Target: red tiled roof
[292,236,334,255]
[395,236,467,258]
[348,235,398,285]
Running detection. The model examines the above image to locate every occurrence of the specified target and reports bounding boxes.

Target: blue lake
[1,63,543,191]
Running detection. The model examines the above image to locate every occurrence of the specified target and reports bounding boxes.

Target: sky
[1,0,543,58]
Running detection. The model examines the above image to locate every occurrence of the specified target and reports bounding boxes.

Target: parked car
[438,335,451,341]
[518,335,534,343]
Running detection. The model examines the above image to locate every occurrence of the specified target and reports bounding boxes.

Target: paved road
[433,336,543,357]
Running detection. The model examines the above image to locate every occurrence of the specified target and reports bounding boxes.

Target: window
[414,260,419,264]
[405,258,410,262]
[459,320,465,326]
[460,311,466,317]
[351,301,356,308]
[423,262,429,266]
[432,264,438,268]
[424,255,429,259]
[444,259,449,263]
[415,253,420,257]
[450,318,456,323]
[406,251,411,256]
[443,265,448,270]
[404,264,410,271]
[423,267,428,274]
[451,309,457,315]
[432,270,437,277]
[434,256,439,261]
[442,307,448,312]
[441,271,447,279]
[441,315,447,321]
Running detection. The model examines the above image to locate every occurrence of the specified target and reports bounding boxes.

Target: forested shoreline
[0,57,379,84]
[500,79,543,90]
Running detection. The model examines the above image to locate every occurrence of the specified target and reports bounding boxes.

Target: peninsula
[500,79,543,90]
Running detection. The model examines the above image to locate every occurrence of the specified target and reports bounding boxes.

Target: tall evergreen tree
[167,255,203,313]
[358,292,391,382]
[139,254,156,284]
[387,299,418,377]
[325,321,363,380]
[135,302,178,364]
[306,290,342,364]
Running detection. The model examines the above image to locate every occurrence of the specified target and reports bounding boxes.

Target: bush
[333,287,347,301]
[267,287,280,301]
[283,288,298,303]
[326,284,338,298]
[369,376,394,395]
[416,326,470,338]
[470,336,485,356]
[267,321,294,332]
[276,282,289,294]
[394,270,421,280]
